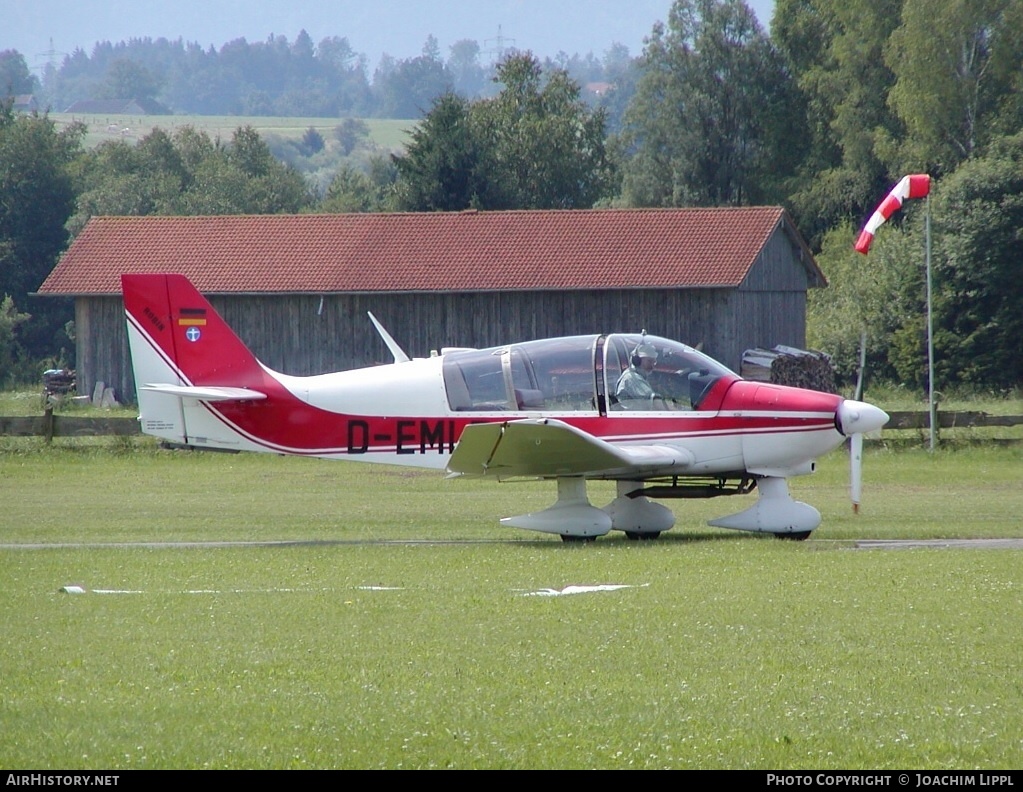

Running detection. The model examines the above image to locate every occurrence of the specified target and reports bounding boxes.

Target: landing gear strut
[707,476,820,537]
[501,478,611,539]
[604,481,675,539]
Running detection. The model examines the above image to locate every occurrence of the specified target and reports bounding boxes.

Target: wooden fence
[885,410,1023,430]
[1,408,1020,443]
[0,411,138,442]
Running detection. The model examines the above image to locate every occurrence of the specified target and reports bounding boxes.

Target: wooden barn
[36,208,825,404]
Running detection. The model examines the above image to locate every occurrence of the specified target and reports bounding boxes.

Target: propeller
[837,398,889,514]
[850,432,864,514]
[852,330,867,514]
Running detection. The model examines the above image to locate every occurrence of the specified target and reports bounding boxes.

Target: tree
[807,222,923,387]
[928,132,1023,390]
[73,125,312,223]
[393,55,617,211]
[0,294,31,386]
[321,163,395,213]
[300,126,325,156]
[393,92,499,210]
[70,128,189,232]
[0,50,39,96]
[373,38,453,119]
[447,39,486,97]
[222,126,311,212]
[485,54,617,208]
[97,58,161,102]
[883,0,1023,175]
[772,0,903,248]
[0,102,83,367]
[810,132,1023,393]
[334,118,370,156]
[595,43,642,136]
[317,36,372,116]
[619,0,799,208]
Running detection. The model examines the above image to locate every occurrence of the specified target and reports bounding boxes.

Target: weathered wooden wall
[73,226,817,404]
[78,288,810,404]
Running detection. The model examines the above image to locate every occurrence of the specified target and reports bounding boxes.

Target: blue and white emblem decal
[185,326,202,342]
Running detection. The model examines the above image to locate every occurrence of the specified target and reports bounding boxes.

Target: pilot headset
[631,344,657,368]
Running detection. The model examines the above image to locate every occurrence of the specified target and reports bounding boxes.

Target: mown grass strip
[1,443,1021,768]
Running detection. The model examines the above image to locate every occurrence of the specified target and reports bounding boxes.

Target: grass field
[48,113,414,152]
[1,438,1021,769]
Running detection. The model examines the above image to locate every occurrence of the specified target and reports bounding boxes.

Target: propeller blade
[837,398,887,516]
[850,432,863,514]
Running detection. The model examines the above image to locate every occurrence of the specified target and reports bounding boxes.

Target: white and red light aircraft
[122,273,889,542]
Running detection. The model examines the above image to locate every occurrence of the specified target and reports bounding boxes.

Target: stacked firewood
[42,368,76,397]
[741,346,837,394]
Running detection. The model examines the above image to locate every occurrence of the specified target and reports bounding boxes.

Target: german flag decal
[177,307,207,326]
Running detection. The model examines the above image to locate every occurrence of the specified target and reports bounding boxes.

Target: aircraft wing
[447,418,693,479]
[140,384,267,401]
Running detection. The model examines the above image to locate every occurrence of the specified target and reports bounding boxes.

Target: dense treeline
[1,0,1022,393]
[7,28,628,120]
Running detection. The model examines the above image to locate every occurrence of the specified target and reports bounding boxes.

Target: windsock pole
[855,174,935,449]
[925,194,935,451]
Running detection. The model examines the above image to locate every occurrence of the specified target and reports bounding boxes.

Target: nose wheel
[774,531,812,541]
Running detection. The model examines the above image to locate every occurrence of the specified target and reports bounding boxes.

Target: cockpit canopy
[441,334,736,413]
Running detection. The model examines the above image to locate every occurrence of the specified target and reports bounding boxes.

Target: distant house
[36,208,825,404]
[12,94,38,112]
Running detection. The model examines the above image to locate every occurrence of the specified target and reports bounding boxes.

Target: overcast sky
[6,0,776,76]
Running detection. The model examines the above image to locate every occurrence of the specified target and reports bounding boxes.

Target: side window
[517,337,597,412]
[443,350,511,411]
[444,337,600,413]
[509,348,545,410]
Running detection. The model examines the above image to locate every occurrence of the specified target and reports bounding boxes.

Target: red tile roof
[38,208,820,295]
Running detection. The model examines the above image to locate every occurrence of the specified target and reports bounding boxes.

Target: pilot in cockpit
[615,343,658,402]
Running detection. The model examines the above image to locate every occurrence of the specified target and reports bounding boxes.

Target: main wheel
[775,531,812,541]
[625,531,661,540]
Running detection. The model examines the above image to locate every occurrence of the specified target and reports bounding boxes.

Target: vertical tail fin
[122,274,271,446]
[121,273,266,389]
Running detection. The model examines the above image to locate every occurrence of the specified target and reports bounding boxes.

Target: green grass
[49,113,414,152]
[0,389,138,419]
[1,442,1022,768]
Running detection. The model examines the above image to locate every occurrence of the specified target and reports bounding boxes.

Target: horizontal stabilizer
[447,418,691,479]
[140,384,267,401]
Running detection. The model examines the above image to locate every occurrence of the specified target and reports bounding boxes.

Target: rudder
[122,273,269,446]
[122,273,265,388]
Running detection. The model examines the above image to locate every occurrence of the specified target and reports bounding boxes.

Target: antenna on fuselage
[367,312,411,363]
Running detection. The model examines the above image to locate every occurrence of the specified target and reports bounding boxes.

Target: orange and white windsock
[854,174,930,254]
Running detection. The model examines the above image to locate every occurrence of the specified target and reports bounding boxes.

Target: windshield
[605,334,734,411]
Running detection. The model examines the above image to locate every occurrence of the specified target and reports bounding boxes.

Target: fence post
[43,406,54,444]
